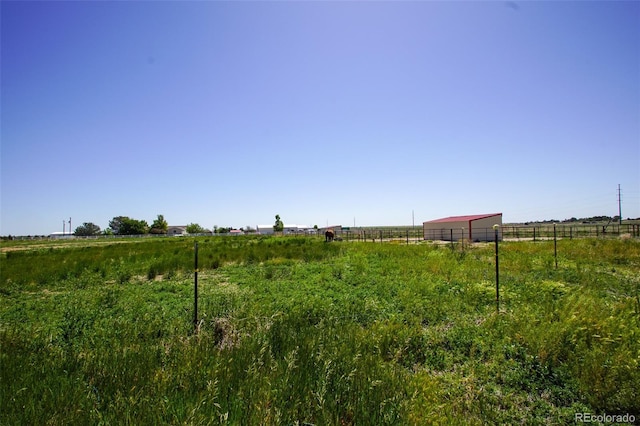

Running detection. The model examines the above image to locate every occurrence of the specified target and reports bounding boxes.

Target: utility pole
[618,184,622,225]
[412,210,415,242]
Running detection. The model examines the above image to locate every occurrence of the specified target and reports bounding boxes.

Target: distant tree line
[523,215,631,225]
[71,215,259,237]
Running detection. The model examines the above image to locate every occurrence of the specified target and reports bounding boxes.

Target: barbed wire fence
[183,223,640,332]
[319,223,640,244]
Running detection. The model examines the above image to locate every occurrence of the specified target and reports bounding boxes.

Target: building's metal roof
[424,213,502,224]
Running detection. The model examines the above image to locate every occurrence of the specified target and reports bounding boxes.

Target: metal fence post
[494,225,500,313]
[194,241,199,331]
[553,224,558,269]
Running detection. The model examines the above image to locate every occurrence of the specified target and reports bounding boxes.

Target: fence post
[533,227,536,242]
[194,241,199,332]
[493,225,500,313]
[554,224,558,269]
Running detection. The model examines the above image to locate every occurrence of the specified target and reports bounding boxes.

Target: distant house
[256,224,315,235]
[257,225,275,235]
[283,224,314,234]
[423,213,502,242]
[167,226,187,236]
[49,231,75,239]
[229,229,244,235]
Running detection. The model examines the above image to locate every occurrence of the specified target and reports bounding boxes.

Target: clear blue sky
[1,1,639,236]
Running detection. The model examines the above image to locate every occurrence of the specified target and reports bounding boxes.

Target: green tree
[186,223,206,234]
[150,214,168,234]
[74,222,101,236]
[121,218,149,235]
[108,216,128,235]
[111,217,149,235]
[274,214,284,232]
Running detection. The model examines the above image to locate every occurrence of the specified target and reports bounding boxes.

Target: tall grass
[0,236,339,289]
[1,237,638,424]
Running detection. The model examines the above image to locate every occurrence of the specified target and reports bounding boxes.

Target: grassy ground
[1,236,638,424]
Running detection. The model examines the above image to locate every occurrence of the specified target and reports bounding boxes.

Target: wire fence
[324,223,640,243]
[499,223,640,240]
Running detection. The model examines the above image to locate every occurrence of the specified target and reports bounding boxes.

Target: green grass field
[1,236,638,424]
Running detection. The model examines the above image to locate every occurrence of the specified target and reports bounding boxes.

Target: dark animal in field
[325,229,335,242]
